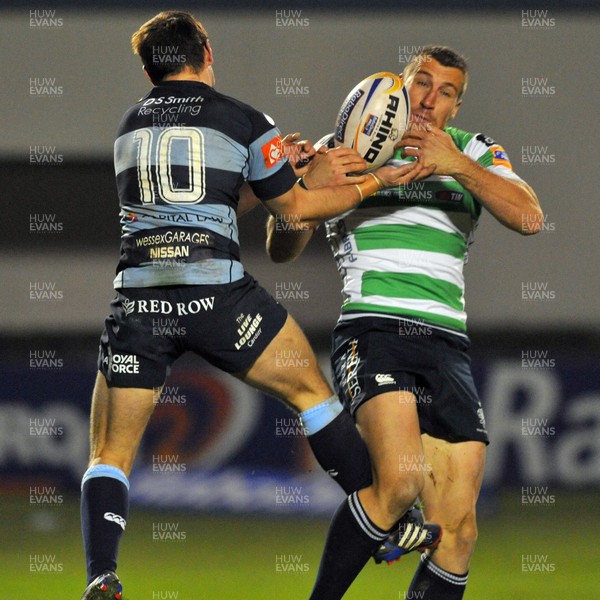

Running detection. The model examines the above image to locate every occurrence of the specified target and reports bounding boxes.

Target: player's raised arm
[265,146,436,262]
[238,132,318,218]
[455,159,541,234]
[263,160,420,226]
[398,126,542,235]
[266,146,368,262]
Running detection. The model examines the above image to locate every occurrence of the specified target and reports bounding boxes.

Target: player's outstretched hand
[373,159,436,188]
[303,146,369,189]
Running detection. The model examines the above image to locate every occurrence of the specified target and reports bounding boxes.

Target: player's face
[405,58,465,130]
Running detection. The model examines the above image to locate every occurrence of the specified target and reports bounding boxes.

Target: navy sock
[81,466,129,583]
[407,553,469,599]
[305,410,373,494]
[309,492,389,599]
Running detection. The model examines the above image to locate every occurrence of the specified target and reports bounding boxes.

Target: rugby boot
[374,505,442,564]
[80,570,123,600]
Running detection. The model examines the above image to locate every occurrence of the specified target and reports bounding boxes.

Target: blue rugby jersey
[112,80,296,288]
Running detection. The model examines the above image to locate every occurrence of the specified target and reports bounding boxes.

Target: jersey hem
[338,311,468,339]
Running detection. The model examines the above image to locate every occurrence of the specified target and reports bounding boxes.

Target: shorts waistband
[113,259,245,288]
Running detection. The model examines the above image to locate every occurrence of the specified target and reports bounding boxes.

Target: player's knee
[92,451,135,477]
[462,518,478,548]
[283,371,334,411]
[401,472,425,507]
[379,472,424,520]
[444,509,478,556]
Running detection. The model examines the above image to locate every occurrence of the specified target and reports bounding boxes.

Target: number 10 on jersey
[134,127,206,205]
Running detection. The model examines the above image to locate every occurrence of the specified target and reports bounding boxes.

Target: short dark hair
[404,45,469,98]
[131,11,209,84]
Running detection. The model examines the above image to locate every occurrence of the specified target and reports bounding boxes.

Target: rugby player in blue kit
[78,11,439,600]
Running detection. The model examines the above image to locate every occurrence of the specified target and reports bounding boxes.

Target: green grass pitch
[2,492,597,599]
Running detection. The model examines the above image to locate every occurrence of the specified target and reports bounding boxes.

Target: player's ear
[204,39,214,66]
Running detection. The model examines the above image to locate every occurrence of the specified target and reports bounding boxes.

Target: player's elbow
[268,246,297,263]
[267,232,311,263]
[518,207,544,235]
[520,224,542,236]
[515,185,543,235]
[266,234,303,263]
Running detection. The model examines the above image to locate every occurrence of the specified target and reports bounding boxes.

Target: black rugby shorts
[331,316,489,444]
[98,273,287,388]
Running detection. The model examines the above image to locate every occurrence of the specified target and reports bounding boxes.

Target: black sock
[407,553,469,599]
[307,411,372,494]
[81,475,129,583]
[309,492,389,599]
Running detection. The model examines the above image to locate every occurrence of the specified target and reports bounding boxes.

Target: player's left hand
[396,125,465,176]
[303,146,369,189]
[374,158,436,188]
[282,132,317,176]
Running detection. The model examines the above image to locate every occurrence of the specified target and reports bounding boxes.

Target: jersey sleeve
[245,112,297,201]
[462,132,525,183]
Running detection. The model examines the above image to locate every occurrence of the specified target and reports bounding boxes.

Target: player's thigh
[355,391,423,489]
[89,385,157,476]
[420,434,486,526]
[238,313,332,412]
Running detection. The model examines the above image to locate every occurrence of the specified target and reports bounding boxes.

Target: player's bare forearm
[264,162,422,226]
[266,215,315,263]
[265,146,367,262]
[265,160,436,261]
[451,155,543,235]
[237,182,261,217]
[265,181,363,227]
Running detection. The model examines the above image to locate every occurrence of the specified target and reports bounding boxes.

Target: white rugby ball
[334,72,410,169]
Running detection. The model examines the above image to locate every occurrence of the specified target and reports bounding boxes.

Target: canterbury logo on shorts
[375,373,396,385]
[104,512,126,530]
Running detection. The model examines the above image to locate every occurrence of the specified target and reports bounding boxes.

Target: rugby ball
[334,72,410,169]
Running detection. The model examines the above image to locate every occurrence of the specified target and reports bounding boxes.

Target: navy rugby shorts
[331,316,489,444]
[98,273,287,388]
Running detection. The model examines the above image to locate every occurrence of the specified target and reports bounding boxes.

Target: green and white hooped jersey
[325,126,525,335]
